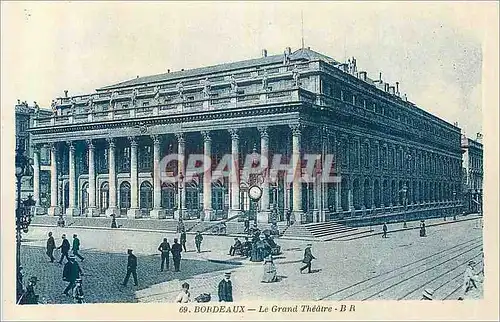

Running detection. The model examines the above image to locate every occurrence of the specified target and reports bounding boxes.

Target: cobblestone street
[20,218,483,304]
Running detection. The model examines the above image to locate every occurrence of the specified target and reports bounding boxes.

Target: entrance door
[140,181,153,216]
[81,182,89,216]
[100,182,109,214]
[119,182,131,217]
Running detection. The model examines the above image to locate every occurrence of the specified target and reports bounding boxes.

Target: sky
[1,1,493,138]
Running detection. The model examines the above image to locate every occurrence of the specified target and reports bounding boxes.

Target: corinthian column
[150,135,166,219]
[228,129,241,216]
[32,145,40,206]
[105,138,119,217]
[258,126,271,223]
[201,131,213,221]
[290,124,303,223]
[86,140,99,217]
[127,136,141,218]
[48,143,61,216]
[174,133,186,220]
[65,141,78,217]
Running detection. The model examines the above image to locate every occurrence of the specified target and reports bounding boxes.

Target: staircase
[283,221,373,241]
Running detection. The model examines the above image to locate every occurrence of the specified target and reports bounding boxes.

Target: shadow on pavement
[20,245,239,304]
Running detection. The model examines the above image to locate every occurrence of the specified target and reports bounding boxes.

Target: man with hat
[63,254,83,296]
[458,260,481,299]
[171,239,183,272]
[57,234,71,264]
[218,272,233,302]
[46,232,56,262]
[300,244,316,274]
[421,288,434,300]
[72,234,85,262]
[158,238,171,271]
[122,249,138,286]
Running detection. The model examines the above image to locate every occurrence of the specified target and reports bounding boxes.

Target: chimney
[379,72,382,81]
[167,69,171,73]
[384,83,389,92]
[476,132,483,142]
[359,71,367,81]
[262,49,268,58]
[403,93,408,101]
[395,82,400,95]
[389,86,395,95]
[181,69,184,71]
[286,47,292,55]
[64,90,68,98]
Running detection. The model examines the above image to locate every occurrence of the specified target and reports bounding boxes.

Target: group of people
[45,232,85,302]
[174,272,234,303]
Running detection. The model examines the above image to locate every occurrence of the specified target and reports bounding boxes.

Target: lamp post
[15,145,34,301]
[178,172,184,220]
[453,190,457,220]
[401,184,408,228]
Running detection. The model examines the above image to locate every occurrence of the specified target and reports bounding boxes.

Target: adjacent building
[29,47,464,225]
[15,101,52,204]
[461,134,483,214]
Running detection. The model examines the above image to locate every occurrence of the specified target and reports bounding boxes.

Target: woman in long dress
[261,255,278,283]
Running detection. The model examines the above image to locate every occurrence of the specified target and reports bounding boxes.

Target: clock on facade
[248,185,263,201]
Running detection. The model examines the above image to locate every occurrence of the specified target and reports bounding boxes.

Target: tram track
[317,236,482,301]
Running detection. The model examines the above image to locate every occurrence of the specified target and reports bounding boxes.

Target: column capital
[257,126,269,139]
[49,142,57,152]
[175,132,185,145]
[228,129,239,140]
[106,137,115,148]
[151,134,160,146]
[128,136,138,147]
[201,130,211,142]
[289,124,303,137]
[86,139,95,150]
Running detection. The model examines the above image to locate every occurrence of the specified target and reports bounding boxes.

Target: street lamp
[453,190,457,220]
[178,172,184,220]
[15,145,34,301]
[401,184,408,228]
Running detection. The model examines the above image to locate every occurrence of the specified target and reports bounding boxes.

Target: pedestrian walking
[62,255,83,296]
[46,232,56,262]
[57,234,71,264]
[171,238,183,272]
[458,260,481,300]
[421,288,434,300]
[180,230,187,252]
[72,234,85,261]
[419,220,427,237]
[194,231,203,253]
[158,238,171,271]
[299,244,316,274]
[175,282,191,303]
[122,249,138,286]
[286,210,292,226]
[111,214,117,228]
[382,223,388,238]
[218,272,233,302]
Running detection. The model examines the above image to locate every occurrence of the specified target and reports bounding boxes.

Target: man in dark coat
[286,210,292,226]
[242,237,252,258]
[300,244,316,274]
[57,234,71,264]
[63,255,83,296]
[382,223,388,238]
[46,232,56,262]
[158,238,171,271]
[194,232,203,253]
[229,238,242,256]
[180,230,187,252]
[122,249,138,286]
[111,214,118,228]
[72,234,85,261]
[171,238,183,272]
[420,220,427,237]
[218,272,233,302]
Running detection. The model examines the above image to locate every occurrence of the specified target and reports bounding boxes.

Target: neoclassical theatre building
[30,47,463,225]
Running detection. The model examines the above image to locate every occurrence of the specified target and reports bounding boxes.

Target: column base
[33,206,46,216]
[150,208,166,219]
[127,208,142,219]
[228,209,243,218]
[257,210,271,224]
[105,207,119,217]
[65,207,79,217]
[292,211,304,224]
[202,209,214,221]
[86,207,100,217]
[47,206,61,216]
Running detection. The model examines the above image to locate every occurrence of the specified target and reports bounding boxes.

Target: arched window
[140,181,153,211]
[99,182,109,214]
[353,179,361,210]
[120,181,131,210]
[185,180,200,211]
[341,178,349,211]
[363,179,371,209]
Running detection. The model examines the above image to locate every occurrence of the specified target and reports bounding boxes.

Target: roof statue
[109,91,118,108]
[131,88,138,107]
[261,69,268,90]
[87,95,94,112]
[202,78,211,98]
[50,100,57,115]
[292,64,300,87]
[33,101,40,115]
[230,75,238,93]
[176,81,185,99]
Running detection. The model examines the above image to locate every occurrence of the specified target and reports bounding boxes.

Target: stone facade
[461,134,483,214]
[29,48,463,224]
